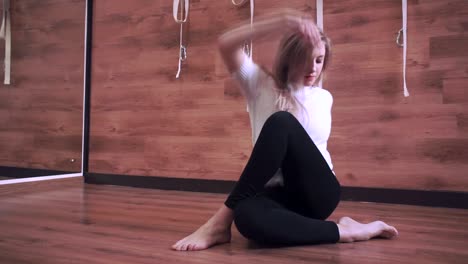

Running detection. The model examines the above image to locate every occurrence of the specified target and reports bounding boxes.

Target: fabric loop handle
[231,0,249,6]
[173,0,189,23]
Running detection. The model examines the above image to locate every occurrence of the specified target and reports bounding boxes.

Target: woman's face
[301,43,326,87]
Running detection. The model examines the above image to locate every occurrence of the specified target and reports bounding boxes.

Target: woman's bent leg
[234,196,339,245]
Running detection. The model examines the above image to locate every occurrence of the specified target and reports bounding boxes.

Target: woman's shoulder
[256,64,277,83]
[234,57,278,101]
[308,87,333,106]
[237,58,275,85]
[255,64,280,93]
[310,86,333,97]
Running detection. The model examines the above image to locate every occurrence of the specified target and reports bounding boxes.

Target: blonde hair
[271,28,332,116]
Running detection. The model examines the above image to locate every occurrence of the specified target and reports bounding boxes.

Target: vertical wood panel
[325,0,468,191]
[0,0,85,172]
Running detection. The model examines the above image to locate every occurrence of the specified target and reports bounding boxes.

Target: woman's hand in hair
[299,20,322,46]
[280,9,321,44]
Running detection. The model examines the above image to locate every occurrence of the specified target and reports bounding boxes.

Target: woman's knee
[263,111,297,129]
[234,198,257,229]
[233,198,268,241]
[269,111,295,122]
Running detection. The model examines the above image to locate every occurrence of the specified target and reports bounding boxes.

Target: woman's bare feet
[172,205,234,251]
[337,216,398,243]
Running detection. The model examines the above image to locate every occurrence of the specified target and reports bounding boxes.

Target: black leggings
[225,111,341,246]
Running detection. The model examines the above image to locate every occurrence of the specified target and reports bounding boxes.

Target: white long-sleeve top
[234,56,334,186]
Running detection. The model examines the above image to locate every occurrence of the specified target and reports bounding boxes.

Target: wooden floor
[1,182,467,264]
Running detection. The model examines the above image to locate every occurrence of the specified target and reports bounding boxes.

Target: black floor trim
[0,166,76,179]
[85,173,468,209]
[340,186,467,209]
[85,173,234,194]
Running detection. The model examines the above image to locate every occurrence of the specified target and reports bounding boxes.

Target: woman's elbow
[217,34,230,53]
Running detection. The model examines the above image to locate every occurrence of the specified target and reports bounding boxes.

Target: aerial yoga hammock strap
[396,0,409,97]
[173,0,189,78]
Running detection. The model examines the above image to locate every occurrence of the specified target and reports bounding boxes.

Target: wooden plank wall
[89,0,468,192]
[325,0,468,191]
[0,0,85,172]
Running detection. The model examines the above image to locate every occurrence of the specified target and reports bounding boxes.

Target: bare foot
[172,205,234,251]
[172,222,231,251]
[337,216,398,243]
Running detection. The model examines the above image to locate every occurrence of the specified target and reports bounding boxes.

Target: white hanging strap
[316,0,323,31]
[232,0,254,58]
[175,23,186,79]
[248,0,253,58]
[316,0,323,88]
[402,0,409,97]
[0,0,11,85]
[173,0,189,78]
